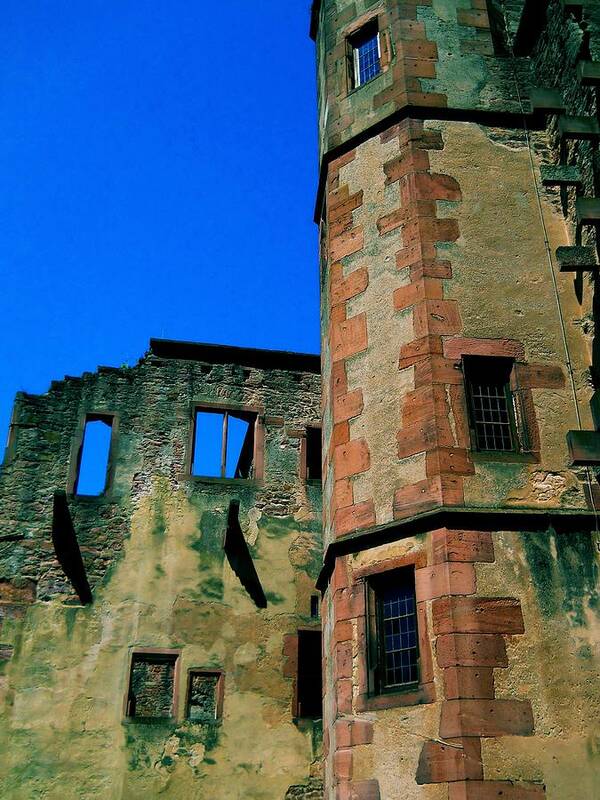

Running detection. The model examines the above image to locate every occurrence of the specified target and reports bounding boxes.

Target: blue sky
[0,1,319,447]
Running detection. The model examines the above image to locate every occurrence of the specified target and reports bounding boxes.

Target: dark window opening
[296,629,322,719]
[310,594,320,619]
[305,426,322,481]
[348,20,381,89]
[192,409,256,479]
[486,1,510,56]
[187,671,222,721]
[464,356,517,453]
[367,568,419,695]
[75,416,113,496]
[126,653,177,720]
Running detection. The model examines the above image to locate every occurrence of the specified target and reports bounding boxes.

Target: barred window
[348,21,381,89]
[367,568,419,694]
[464,356,517,453]
[126,652,178,720]
[187,671,223,721]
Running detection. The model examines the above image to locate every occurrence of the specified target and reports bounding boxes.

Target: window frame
[68,412,118,498]
[185,669,225,723]
[187,402,264,483]
[463,356,522,455]
[366,566,420,697]
[124,648,181,722]
[347,19,382,91]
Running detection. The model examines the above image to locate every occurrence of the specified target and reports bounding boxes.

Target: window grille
[464,357,517,453]
[379,581,418,689]
[367,568,420,694]
[349,22,381,89]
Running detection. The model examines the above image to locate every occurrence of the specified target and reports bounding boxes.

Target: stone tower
[312,1,600,799]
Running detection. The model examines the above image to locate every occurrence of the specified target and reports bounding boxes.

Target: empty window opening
[310,594,320,619]
[126,652,177,720]
[464,356,517,453]
[348,20,381,89]
[296,629,322,719]
[305,426,322,481]
[75,417,113,496]
[367,568,419,694]
[187,671,223,721]
[192,409,256,479]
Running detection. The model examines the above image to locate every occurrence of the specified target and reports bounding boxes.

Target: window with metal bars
[367,568,419,694]
[348,20,381,89]
[463,356,518,453]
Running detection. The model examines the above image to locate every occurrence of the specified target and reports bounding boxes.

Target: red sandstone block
[440,699,535,738]
[393,475,464,518]
[514,363,565,390]
[407,91,449,109]
[335,585,366,621]
[416,737,483,784]
[436,634,508,668]
[403,57,437,78]
[334,748,353,781]
[433,597,525,635]
[331,422,350,451]
[331,558,351,593]
[400,40,438,60]
[457,8,490,28]
[330,228,365,262]
[410,259,453,280]
[443,666,495,700]
[377,206,411,236]
[332,478,354,513]
[413,298,462,337]
[336,679,353,714]
[431,529,495,564]
[350,780,380,799]
[398,335,443,368]
[384,150,430,184]
[402,384,451,429]
[331,360,348,397]
[334,500,376,537]
[416,562,476,601]
[443,337,525,361]
[332,620,353,647]
[331,267,369,306]
[397,419,440,459]
[331,314,368,361]
[425,447,474,477]
[334,389,364,424]
[333,641,353,681]
[394,278,443,310]
[414,354,463,387]
[448,781,545,799]
[335,719,374,749]
[333,438,370,479]
[411,171,462,202]
[329,191,364,224]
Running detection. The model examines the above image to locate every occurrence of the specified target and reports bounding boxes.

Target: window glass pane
[226,415,251,478]
[356,32,380,86]
[76,419,112,496]
[192,411,224,477]
[379,580,418,689]
[465,358,515,452]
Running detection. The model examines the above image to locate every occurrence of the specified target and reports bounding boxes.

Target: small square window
[463,356,518,453]
[191,408,257,479]
[186,671,223,722]
[348,21,381,90]
[126,652,178,720]
[367,568,419,695]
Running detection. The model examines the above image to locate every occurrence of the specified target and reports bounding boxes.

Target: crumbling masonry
[2,2,600,799]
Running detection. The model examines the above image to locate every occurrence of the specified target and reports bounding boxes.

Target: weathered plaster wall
[0,350,323,799]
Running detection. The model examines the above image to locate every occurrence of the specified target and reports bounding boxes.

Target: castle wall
[0,349,323,800]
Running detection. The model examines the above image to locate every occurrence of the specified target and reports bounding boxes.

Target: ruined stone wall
[0,346,323,800]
